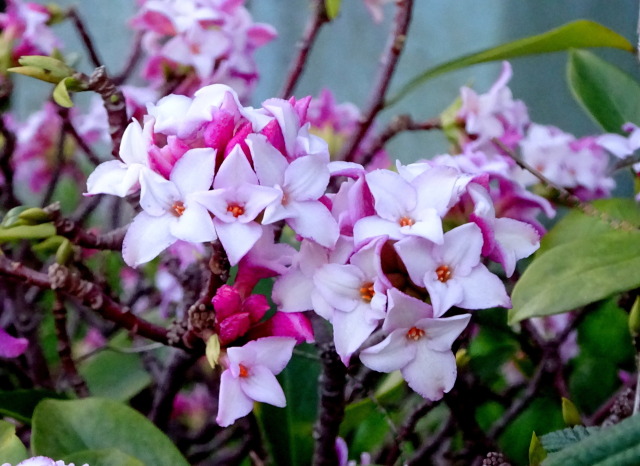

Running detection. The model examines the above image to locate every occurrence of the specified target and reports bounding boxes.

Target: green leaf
[8,55,74,84]
[529,432,548,466]
[569,355,618,413]
[257,347,320,466]
[0,420,28,464]
[568,49,640,132]
[542,414,640,465]
[1,206,31,228]
[0,389,65,424]
[32,398,189,466]
[53,77,74,108]
[387,20,634,106]
[540,199,640,254]
[63,448,144,466]
[0,223,56,242]
[324,0,341,19]
[509,230,640,323]
[79,348,152,401]
[541,425,600,454]
[561,398,582,427]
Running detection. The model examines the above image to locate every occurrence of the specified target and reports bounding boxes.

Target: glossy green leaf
[509,230,640,323]
[542,414,640,465]
[569,354,618,413]
[387,20,634,106]
[63,448,144,466]
[568,49,640,132]
[0,420,28,464]
[325,0,341,19]
[0,389,65,424]
[79,348,152,401]
[257,347,320,466]
[53,78,74,108]
[540,198,640,254]
[0,223,56,242]
[32,398,189,465]
[541,425,600,454]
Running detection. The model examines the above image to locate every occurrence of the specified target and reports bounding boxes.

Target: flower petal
[122,213,176,266]
[359,329,416,372]
[402,344,457,400]
[216,370,254,427]
[169,202,217,243]
[170,148,216,195]
[215,220,263,266]
[240,365,286,407]
[0,328,28,358]
[247,336,296,373]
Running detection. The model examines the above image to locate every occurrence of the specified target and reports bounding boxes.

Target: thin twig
[340,0,414,162]
[312,343,347,466]
[113,31,143,86]
[0,256,186,350]
[52,293,90,397]
[149,349,199,429]
[0,116,19,208]
[64,117,102,166]
[407,415,455,466]
[67,7,103,69]
[358,115,441,167]
[40,109,69,207]
[279,0,329,99]
[384,399,435,466]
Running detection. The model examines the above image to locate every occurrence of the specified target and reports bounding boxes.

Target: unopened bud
[629,296,640,339]
[18,207,51,224]
[205,334,221,369]
[561,397,582,426]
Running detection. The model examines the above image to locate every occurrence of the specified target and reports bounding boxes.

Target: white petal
[249,133,287,187]
[215,220,263,266]
[353,216,402,245]
[170,148,216,195]
[457,264,511,310]
[248,337,296,373]
[122,213,176,266]
[383,288,433,333]
[284,155,329,201]
[313,264,363,312]
[285,201,339,248]
[273,271,314,312]
[240,365,286,407]
[402,345,457,400]
[216,370,254,427]
[442,223,483,277]
[333,304,382,364]
[394,237,438,288]
[139,170,180,216]
[119,119,148,165]
[360,329,416,372]
[214,145,258,189]
[422,314,471,352]
[366,170,415,221]
[86,160,140,197]
[169,202,216,243]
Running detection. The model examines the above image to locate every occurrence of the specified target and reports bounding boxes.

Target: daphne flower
[2,457,88,466]
[360,288,471,400]
[197,146,280,265]
[395,223,510,316]
[0,327,28,358]
[216,337,296,427]
[122,148,217,266]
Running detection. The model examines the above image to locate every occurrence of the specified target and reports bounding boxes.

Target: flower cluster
[131,0,276,99]
[454,62,615,202]
[85,81,542,423]
[2,458,87,466]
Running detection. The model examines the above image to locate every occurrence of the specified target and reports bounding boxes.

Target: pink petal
[421,314,471,352]
[0,328,28,358]
[366,170,415,221]
[286,201,339,248]
[273,270,315,312]
[441,223,483,277]
[215,220,263,266]
[248,312,315,344]
[333,304,381,365]
[214,145,258,190]
[457,264,511,310]
[249,133,287,187]
[170,148,216,195]
[247,336,296,374]
[383,288,433,333]
[284,155,329,201]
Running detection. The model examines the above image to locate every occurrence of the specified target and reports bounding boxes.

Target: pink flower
[2,457,87,466]
[360,288,471,400]
[216,336,296,427]
[0,327,28,358]
[395,223,510,316]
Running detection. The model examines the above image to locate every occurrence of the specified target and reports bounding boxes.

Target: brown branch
[312,343,347,466]
[46,202,126,250]
[52,293,90,397]
[64,117,102,166]
[279,0,329,99]
[358,115,441,167]
[113,31,143,86]
[86,67,127,160]
[340,0,414,162]
[67,7,103,69]
[0,116,19,208]
[383,399,435,466]
[0,256,186,349]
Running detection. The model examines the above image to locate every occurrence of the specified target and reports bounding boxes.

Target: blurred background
[16,0,639,162]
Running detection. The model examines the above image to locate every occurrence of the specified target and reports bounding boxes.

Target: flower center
[406,327,425,341]
[238,364,249,378]
[399,216,415,227]
[359,282,375,303]
[227,204,245,218]
[171,201,186,217]
[436,265,452,283]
